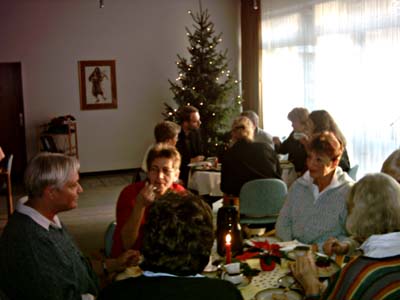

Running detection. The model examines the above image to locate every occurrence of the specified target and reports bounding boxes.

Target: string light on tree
[163,4,242,156]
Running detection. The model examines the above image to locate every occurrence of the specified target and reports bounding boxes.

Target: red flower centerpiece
[235,240,282,271]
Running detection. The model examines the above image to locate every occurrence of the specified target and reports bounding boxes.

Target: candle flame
[225,233,231,244]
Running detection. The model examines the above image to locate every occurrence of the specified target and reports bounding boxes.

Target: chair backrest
[348,164,359,181]
[1,154,13,190]
[104,221,116,257]
[6,154,13,174]
[239,178,287,220]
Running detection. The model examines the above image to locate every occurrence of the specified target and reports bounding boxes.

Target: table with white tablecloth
[187,170,223,197]
[187,161,296,197]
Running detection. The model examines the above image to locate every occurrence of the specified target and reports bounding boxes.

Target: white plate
[283,250,340,278]
[115,266,142,281]
[203,264,218,273]
[255,288,302,300]
[187,161,212,167]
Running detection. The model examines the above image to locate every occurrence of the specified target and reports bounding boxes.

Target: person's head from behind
[154,121,181,146]
[240,110,259,129]
[231,116,254,143]
[146,144,181,195]
[308,110,346,146]
[24,152,83,212]
[381,150,400,183]
[287,107,309,133]
[141,192,214,276]
[346,173,400,242]
[306,131,343,180]
[179,105,201,131]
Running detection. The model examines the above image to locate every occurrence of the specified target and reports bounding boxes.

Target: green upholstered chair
[104,221,116,257]
[239,178,287,225]
[348,164,359,181]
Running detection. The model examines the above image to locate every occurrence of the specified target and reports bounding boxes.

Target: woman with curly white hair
[292,173,400,300]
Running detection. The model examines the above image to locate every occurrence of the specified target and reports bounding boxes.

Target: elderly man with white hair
[0,153,138,300]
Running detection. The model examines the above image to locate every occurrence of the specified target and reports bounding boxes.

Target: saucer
[255,288,302,300]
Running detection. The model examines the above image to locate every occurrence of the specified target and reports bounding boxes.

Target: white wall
[0,0,240,172]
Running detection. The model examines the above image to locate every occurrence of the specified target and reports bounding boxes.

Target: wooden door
[0,62,27,179]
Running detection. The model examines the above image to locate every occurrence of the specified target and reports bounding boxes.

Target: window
[261,0,400,177]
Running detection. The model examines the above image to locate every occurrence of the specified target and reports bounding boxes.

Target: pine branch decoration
[163,5,242,156]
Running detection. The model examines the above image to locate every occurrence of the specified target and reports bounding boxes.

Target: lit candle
[225,233,232,264]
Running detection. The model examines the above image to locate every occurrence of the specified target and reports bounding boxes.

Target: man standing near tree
[176,105,205,186]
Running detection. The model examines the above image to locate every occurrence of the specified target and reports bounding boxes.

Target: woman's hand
[323,237,349,256]
[115,250,141,271]
[105,250,141,274]
[136,182,156,207]
[290,251,322,296]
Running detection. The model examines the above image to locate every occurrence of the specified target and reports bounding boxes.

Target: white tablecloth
[188,170,223,197]
[187,161,296,197]
[239,258,290,300]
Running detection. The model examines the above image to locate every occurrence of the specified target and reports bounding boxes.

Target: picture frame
[78,60,117,110]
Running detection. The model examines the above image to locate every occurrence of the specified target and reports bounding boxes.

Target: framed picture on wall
[78,60,117,110]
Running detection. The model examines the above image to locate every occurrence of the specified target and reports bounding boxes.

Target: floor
[0,172,134,257]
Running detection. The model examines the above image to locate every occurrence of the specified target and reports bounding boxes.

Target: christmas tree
[163,4,242,156]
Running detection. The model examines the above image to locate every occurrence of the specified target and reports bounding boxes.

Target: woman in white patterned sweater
[276,131,354,249]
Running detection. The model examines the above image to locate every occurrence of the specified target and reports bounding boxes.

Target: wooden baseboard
[80,168,140,177]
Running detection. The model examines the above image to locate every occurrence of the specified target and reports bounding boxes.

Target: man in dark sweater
[0,153,138,300]
[175,105,205,186]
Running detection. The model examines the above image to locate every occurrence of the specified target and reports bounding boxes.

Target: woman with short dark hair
[308,110,351,172]
[112,144,185,257]
[99,193,243,300]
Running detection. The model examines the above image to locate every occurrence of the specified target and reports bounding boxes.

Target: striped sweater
[323,233,400,300]
[324,255,400,300]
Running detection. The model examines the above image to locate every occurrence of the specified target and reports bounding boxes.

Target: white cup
[222,272,243,285]
[224,262,241,274]
[294,245,310,257]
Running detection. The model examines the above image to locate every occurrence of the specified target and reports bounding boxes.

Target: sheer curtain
[261,0,400,177]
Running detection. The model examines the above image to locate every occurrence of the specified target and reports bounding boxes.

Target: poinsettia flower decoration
[235,241,283,271]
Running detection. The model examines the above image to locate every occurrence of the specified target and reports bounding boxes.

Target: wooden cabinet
[37,121,79,159]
